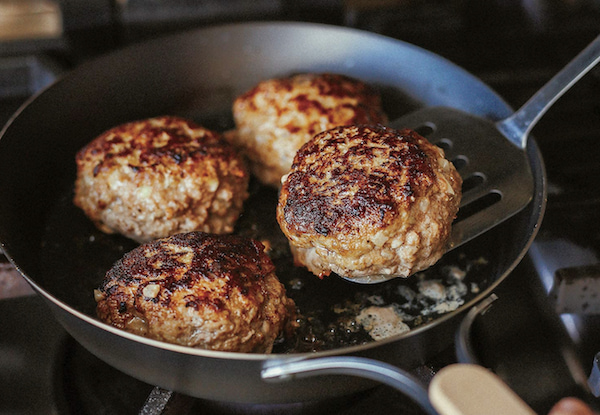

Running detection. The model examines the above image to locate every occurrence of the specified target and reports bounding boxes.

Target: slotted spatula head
[390,107,534,251]
[391,33,600,253]
[336,34,600,283]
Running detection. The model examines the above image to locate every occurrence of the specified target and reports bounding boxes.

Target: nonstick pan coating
[0,22,545,403]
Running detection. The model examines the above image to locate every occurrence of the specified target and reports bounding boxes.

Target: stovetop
[2,1,600,414]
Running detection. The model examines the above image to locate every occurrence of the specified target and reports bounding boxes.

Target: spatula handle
[497,34,600,148]
[429,364,537,415]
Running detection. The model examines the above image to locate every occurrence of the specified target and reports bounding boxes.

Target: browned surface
[74,116,249,243]
[230,73,388,187]
[281,126,438,236]
[277,125,462,281]
[95,232,296,353]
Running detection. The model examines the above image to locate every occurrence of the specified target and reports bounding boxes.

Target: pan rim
[0,20,546,363]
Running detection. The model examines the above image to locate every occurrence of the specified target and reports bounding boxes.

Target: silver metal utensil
[392,34,600,251]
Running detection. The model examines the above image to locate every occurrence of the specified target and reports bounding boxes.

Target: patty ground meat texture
[95,231,297,353]
[74,116,249,243]
[276,125,462,283]
[228,73,388,187]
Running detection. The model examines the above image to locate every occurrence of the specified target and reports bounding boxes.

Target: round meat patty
[74,116,249,243]
[95,231,296,353]
[229,73,388,187]
[276,125,462,283]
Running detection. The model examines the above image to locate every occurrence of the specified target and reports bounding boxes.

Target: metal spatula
[391,34,600,250]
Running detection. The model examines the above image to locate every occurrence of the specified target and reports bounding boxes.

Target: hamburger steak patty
[95,232,297,353]
[277,125,462,283]
[74,116,249,243]
[229,73,388,187]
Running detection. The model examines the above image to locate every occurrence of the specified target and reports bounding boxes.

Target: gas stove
[2,1,600,414]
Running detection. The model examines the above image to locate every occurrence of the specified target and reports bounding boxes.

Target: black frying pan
[0,22,545,404]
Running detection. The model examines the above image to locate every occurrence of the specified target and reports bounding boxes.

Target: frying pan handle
[261,355,536,415]
[261,294,501,415]
[454,294,498,364]
[261,356,439,415]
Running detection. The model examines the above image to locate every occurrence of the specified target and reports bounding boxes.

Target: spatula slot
[394,103,538,250]
[451,155,467,171]
[413,123,435,138]
[461,172,485,193]
[455,190,502,224]
[434,138,452,152]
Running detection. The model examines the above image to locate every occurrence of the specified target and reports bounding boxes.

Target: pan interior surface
[0,22,542,359]
[39,177,502,354]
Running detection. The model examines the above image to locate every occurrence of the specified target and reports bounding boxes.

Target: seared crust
[230,73,388,187]
[74,116,249,243]
[277,125,462,282]
[95,232,296,353]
